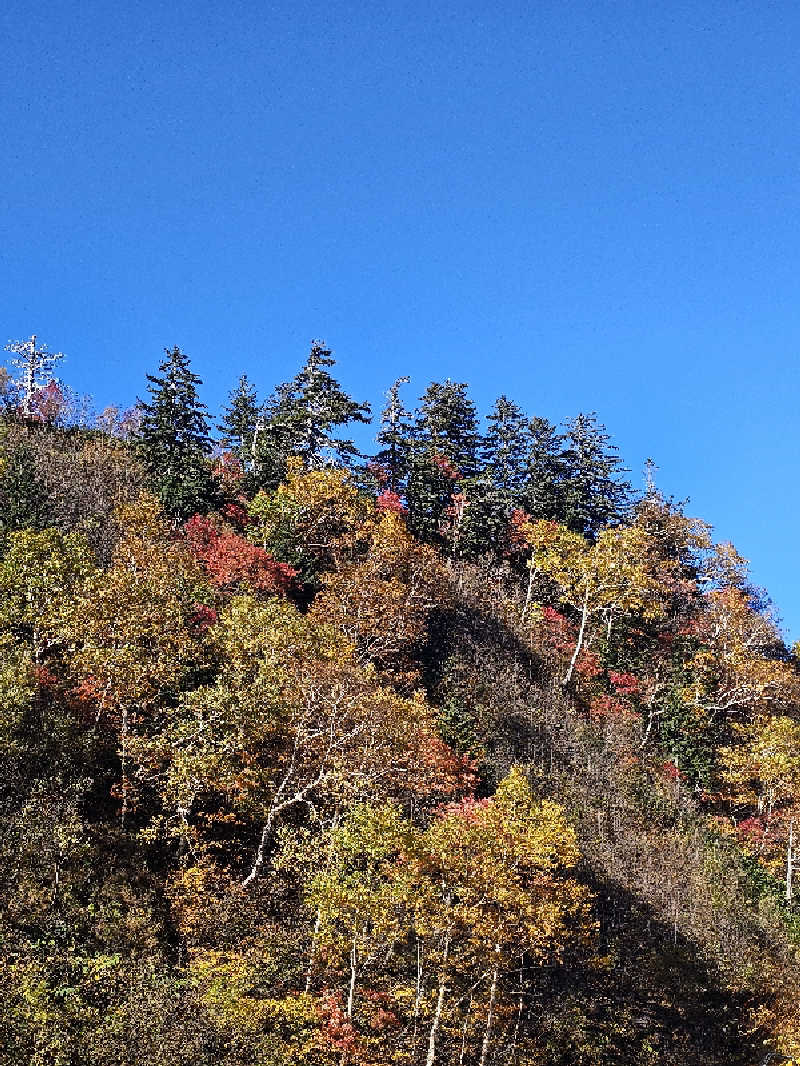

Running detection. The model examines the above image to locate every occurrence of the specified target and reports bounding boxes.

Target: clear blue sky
[3,1,800,637]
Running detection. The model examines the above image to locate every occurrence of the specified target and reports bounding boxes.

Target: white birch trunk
[563,585,590,686]
[425,933,450,1066]
[478,957,500,1066]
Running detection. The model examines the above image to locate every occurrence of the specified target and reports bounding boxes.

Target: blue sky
[3,1,800,636]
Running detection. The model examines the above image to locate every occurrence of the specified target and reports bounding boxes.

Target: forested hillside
[2,339,800,1065]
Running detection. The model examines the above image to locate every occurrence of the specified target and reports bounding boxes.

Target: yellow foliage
[248,462,373,570]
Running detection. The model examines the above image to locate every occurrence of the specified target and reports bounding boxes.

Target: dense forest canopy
[2,336,800,1065]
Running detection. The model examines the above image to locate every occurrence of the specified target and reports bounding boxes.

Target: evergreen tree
[481,396,532,503]
[560,412,631,536]
[375,376,413,493]
[521,415,567,523]
[252,341,371,488]
[406,380,480,546]
[280,340,371,468]
[442,396,533,560]
[217,373,260,466]
[412,379,481,476]
[137,346,216,521]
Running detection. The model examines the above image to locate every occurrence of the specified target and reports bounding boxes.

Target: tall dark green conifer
[448,396,532,560]
[521,416,567,523]
[560,412,631,536]
[406,380,480,546]
[482,396,532,503]
[137,346,216,521]
[375,376,413,492]
[256,342,371,484]
[218,374,260,466]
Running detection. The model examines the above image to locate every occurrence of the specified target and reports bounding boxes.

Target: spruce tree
[447,396,533,560]
[375,376,413,493]
[481,396,532,502]
[560,412,631,536]
[406,380,480,547]
[256,341,371,484]
[521,415,567,523]
[137,346,216,521]
[218,373,260,466]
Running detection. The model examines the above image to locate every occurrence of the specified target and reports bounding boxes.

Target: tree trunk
[426,934,450,1066]
[305,907,322,993]
[412,937,423,1052]
[120,704,129,828]
[347,937,357,1018]
[242,814,275,887]
[479,958,500,1066]
[521,561,535,622]
[458,996,473,1066]
[787,819,794,903]
[563,585,590,686]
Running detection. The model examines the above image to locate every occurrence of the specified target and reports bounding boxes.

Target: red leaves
[541,606,569,628]
[432,452,460,480]
[29,380,65,423]
[184,514,296,596]
[189,604,219,631]
[589,694,634,721]
[33,665,59,690]
[316,991,362,1055]
[608,671,641,697]
[221,501,250,529]
[376,490,406,515]
[437,794,491,822]
[212,449,245,487]
[661,760,684,782]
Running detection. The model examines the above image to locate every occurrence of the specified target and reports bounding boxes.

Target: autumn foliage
[3,355,800,1066]
[184,513,296,596]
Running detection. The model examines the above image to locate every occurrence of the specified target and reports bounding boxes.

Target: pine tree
[375,376,413,493]
[137,346,216,521]
[560,412,631,536]
[217,373,260,466]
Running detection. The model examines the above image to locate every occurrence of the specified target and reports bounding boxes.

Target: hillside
[1,344,799,1065]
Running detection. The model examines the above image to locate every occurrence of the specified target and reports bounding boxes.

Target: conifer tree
[451,396,534,558]
[137,346,216,521]
[560,412,631,536]
[406,380,480,546]
[277,341,371,468]
[217,373,260,467]
[521,415,567,523]
[375,376,413,493]
[252,342,371,488]
[481,396,532,504]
